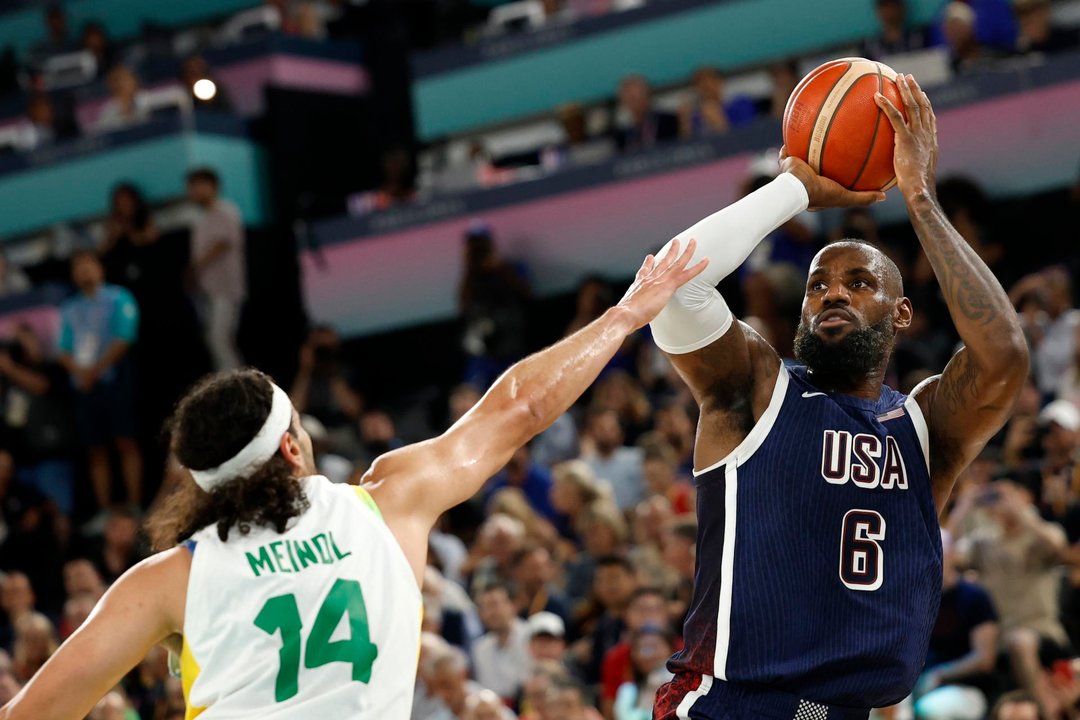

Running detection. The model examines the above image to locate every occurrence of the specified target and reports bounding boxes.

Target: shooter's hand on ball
[874,73,939,201]
[778,149,885,210]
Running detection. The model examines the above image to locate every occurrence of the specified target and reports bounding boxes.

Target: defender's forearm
[494,307,637,440]
[908,193,1025,367]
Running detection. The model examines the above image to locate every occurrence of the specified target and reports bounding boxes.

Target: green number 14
[253,578,379,702]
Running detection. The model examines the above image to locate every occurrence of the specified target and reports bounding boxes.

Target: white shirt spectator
[585,446,645,511]
[1034,309,1080,395]
[471,617,531,701]
[192,198,247,302]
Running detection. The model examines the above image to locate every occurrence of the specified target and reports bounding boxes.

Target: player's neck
[805,366,886,400]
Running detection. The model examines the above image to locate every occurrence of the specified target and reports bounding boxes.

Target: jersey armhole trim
[692,362,789,477]
[352,485,384,521]
[904,375,938,473]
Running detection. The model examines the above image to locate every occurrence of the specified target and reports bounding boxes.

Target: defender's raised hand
[874,74,939,200]
[617,238,709,330]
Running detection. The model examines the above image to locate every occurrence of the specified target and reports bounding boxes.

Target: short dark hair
[186,167,220,187]
[989,691,1038,720]
[667,517,698,544]
[820,239,904,298]
[477,582,514,600]
[629,586,666,605]
[595,554,635,575]
[146,369,307,549]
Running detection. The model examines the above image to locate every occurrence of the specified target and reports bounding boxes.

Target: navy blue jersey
[668,363,943,709]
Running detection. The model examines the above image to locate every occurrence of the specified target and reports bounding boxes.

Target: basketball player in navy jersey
[650,75,1028,719]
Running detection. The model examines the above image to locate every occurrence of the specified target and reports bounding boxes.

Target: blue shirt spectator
[58,284,138,386]
[485,446,560,522]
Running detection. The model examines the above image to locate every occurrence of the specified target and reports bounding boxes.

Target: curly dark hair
[146,369,309,550]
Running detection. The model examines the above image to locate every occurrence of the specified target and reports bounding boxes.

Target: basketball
[782,57,907,192]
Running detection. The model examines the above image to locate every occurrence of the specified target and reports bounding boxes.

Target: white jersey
[180,476,422,719]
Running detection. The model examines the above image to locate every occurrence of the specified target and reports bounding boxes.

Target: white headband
[189,382,294,492]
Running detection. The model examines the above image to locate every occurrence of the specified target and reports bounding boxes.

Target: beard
[793,316,894,380]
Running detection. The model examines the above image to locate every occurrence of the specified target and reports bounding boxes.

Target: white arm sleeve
[649,172,810,354]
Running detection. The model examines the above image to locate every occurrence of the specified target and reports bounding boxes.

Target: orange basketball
[782,58,907,192]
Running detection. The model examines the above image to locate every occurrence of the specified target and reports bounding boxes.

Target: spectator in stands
[592,371,651,445]
[550,459,608,543]
[861,0,929,60]
[349,147,418,215]
[612,625,675,720]
[956,479,1071,717]
[0,573,34,653]
[28,4,78,70]
[0,651,19,705]
[88,690,134,720]
[914,529,999,720]
[472,582,531,704]
[61,558,104,601]
[84,506,143,583]
[180,55,233,112]
[21,93,63,152]
[1037,400,1080,477]
[187,167,247,371]
[565,276,615,337]
[126,644,169,720]
[527,613,568,669]
[448,383,482,426]
[414,632,454,719]
[758,59,800,121]
[612,75,678,154]
[649,400,696,475]
[942,1,1008,75]
[459,221,531,388]
[486,445,560,522]
[0,253,30,298]
[678,66,757,140]
[1011,267,1079,401]
[641,443,693,516]
[541,104,615,172]
[661,517,697,629]
[539,678,602,720]
[600,587,674,718]
[58,592,95,640]
[291,325,363,456]
[79,21,114,78]
[11,612,56,683]
[57,250,142,514]
[565,502,627,605]
[989,691,1041,720]
[580,407,644,511]
[513,543,571,624]
[100,183,159,292]
[465,513,527,596]
[355,408,403,466]
[1,323,76,516]
[96,65,150,133]
[576,555,638,685]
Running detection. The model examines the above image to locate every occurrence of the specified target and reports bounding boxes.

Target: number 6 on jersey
[839,510,886,591]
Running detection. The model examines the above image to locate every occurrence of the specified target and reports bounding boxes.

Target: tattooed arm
[876,76,1028,513]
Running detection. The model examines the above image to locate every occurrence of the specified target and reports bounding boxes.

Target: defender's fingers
[672,238,699,270]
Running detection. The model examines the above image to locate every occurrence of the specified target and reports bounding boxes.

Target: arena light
[193,78,217,101]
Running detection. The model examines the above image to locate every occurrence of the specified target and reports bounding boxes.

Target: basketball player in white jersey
[0,238,730,720]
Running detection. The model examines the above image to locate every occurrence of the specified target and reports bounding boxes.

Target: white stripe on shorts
[676,675,714,719]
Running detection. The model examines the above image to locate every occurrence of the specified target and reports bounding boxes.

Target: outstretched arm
[649,159,883,469]
[876,75,1028,512]
[363,241,709,584]
[0,549,188,720]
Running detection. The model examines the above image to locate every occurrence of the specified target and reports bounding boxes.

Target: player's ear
[894,296,913,330]
[279,430,303,470]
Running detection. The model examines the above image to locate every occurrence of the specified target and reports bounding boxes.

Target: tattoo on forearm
[918,209,1008,326]
[939,351,979,414]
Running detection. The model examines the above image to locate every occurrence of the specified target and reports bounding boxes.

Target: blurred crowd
[0,1,1076,720]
